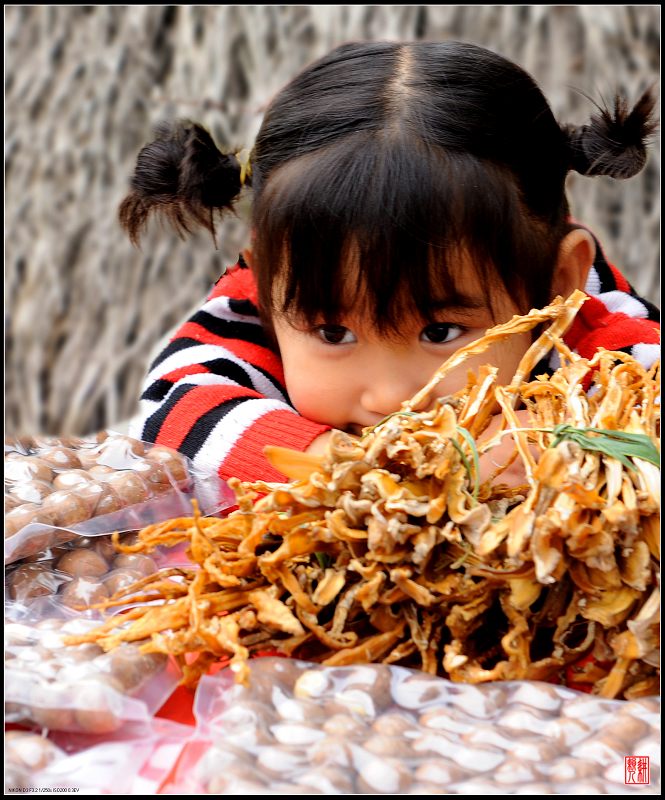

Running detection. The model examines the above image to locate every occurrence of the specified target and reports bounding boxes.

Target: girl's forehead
[310,257,509,338]
[337,244,492,306]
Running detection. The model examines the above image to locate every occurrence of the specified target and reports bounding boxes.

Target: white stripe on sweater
[191,398,298,476]
[201,295,261,324]
[128,413,152,442]
[631,343,660,370]
[147,344,286,401]
[131,376,245,432]
[584,266,602,297]
[129,381,294,458]
[595,290,649,319]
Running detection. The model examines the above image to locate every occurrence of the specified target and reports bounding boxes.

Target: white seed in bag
[293,668,331,699]
[269,722,326,746]
[356,756,412,794]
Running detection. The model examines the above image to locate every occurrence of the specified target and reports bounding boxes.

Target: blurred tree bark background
[5,5,660,436]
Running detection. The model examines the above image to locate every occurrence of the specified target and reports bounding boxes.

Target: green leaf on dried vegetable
[315,552,332,569]
[450,542,474,569]
[549,424,660,471]
[452,426,481,502]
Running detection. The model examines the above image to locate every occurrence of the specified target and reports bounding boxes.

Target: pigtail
[563,86,658,179]
[118,120,248,247]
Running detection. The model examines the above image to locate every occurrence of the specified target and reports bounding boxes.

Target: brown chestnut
[59,577,109,609]
[5,504,56,538]
[106,471,151,505]
[92,485,123,517]
[103,568,144,596]
[5,493,22,513]
[69,480,105,515]
[87,464,114,479]
[132,460,170,488]
[56,549,109,578]
[112,553,157,576]
[93,535,121,561]
[145,445,189,482]
[37,447,82,470]
[53,469,95,491]
[40,491,90,528]
[109,647,165,691]
[4,456,54,484]
[30,692,77,732]
[72,678,123,734]
[9,563,65,600]
[75,446,103,470]
[9,479,54,505]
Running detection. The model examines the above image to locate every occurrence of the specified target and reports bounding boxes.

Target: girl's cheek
[282,361,353,422]
[424,340,528,401]
[458,337,531,380]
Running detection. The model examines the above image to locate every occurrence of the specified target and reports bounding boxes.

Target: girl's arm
[130,262,330,483]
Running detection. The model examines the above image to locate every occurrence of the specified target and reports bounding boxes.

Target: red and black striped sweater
[130,236,660,485]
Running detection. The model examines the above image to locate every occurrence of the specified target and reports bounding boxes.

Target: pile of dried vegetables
[65,290,660,699]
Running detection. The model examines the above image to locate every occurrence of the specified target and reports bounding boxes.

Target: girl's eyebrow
[429,293,488,312]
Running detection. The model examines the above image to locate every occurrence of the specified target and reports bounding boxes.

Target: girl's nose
[359,373,420,418]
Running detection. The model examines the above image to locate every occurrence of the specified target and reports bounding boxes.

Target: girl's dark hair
[119,41,657,326]
[118,121,243,247]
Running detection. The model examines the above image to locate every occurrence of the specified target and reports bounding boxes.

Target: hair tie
[236,148,252,187]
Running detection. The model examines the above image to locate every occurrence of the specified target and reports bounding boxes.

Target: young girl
[119,40,659,487]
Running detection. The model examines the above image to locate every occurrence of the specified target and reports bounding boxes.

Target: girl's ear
[551,228,596,299]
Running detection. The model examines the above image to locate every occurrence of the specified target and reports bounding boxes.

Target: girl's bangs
[253,135,549,330]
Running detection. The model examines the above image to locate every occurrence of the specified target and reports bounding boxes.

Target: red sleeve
[559,237,660,387]
[208,264,259,305]
[564,296,660,360]
[129,262,330,485]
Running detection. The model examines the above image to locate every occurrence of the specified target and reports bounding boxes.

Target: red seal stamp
[625,756,650,785]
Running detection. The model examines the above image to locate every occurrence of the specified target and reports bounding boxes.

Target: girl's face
[271,263,532,434]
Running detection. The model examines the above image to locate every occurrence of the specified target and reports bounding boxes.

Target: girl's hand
[306,412,537,489]
[477,409,535,489]
[305,430,335,456]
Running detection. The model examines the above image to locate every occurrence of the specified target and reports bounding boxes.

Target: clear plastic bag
[5,600,181,735]
[4,730,68,792]
[5,529,191,613]
[163,658,661,794]
[4,718,194,794]
[4,431,235,564]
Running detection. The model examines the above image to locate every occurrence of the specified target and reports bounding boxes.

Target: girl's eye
[420,323,465,344]
[315,325,357,345]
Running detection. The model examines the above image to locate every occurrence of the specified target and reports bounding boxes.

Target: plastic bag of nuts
[4,718,194,795]
[5,601,182,735]
[5,431,235,564]
[5,529,190,613]
[160,658,660,795]
[4,731,68,792]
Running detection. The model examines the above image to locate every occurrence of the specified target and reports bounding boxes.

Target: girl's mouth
[344,423,366,437]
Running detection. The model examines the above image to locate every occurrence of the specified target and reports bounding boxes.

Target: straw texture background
[5,5,660,436]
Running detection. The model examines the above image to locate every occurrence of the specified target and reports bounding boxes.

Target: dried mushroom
[63,291,660,699]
